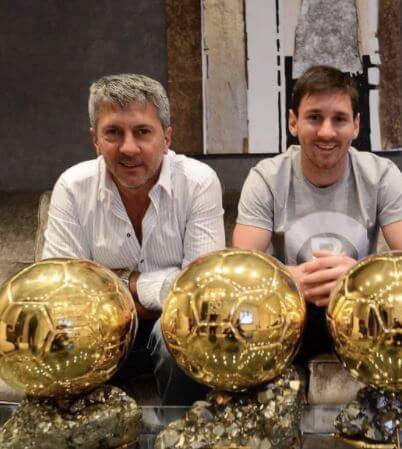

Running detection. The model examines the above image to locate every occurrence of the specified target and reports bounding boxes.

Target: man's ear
[288,110,298,137]
[89,127,100,156]
[353,112,360,140]
[164,126,172,153]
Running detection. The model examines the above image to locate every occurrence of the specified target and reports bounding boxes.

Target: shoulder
[244,147,296,201]
[168,150,219,186]
[56,158,101,191]
[349,147,401,183]
[252,146,296,180]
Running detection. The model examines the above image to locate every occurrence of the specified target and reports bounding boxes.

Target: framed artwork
[167,0,402,155]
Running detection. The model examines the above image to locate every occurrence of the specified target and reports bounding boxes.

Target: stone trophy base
[0,385,142,449]
[155,366,304,449]
[334,433,399,448]
[335,386,402,449]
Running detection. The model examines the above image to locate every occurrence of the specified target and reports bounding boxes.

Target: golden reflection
[161,249,305,391]
[0,259,136,397]
[328,252,402,391]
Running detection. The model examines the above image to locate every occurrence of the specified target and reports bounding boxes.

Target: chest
[87,195,187,268]
[125,201,149,244]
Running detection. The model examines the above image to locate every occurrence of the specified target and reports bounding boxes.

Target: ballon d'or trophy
[0,258,139,449]
[328,252,402,449]
[156,249,306,449]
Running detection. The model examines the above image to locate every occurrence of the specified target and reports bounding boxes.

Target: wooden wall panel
[378,0,402,150]
[166,0,203,154]
[202,0,248,154]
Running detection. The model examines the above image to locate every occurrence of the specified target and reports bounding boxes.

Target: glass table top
[0,401,380,448]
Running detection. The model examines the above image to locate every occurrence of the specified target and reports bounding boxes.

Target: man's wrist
[119,269,132,290]
[114,268,138,296]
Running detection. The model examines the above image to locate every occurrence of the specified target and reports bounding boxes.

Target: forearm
[114,267,180,318]
[232,224,271,252]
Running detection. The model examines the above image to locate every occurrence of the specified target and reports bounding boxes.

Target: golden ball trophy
[156,249,306,449]
[0,258,139,449]
[328,252,402,449]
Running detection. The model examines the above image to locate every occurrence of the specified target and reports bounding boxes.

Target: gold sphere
[161,249,305,391]
[0,259,136,397]
[328,252,402,391]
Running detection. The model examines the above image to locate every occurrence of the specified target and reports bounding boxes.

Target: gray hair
[88,73,170,129]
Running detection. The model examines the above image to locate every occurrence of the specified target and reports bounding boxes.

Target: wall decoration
[200,0,402,154]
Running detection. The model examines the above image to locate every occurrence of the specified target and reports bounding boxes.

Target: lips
[120,161,143,168]
[314,143,337,151]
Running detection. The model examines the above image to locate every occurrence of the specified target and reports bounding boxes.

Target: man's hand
[288,250,356,307]
[127,271,161,320]
[114,269,161,320]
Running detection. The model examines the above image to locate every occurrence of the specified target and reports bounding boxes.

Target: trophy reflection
[0,258,139,449]
[157,249,306,449]
[328,252,402,449]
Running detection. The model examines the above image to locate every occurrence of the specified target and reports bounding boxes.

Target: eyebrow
[103,122,154,129]
[303,108,351,117]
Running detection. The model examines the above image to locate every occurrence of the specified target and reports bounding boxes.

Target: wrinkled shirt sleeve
[136,172,225,310]
[41,179,91,260]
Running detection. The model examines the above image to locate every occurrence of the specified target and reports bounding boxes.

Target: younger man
[233,65,402,359]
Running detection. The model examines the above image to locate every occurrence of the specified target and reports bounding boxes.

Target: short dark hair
[292,65,359,118]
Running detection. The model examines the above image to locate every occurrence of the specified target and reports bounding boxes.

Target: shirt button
[127,233,131,238]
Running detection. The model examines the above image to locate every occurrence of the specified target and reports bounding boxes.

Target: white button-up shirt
[42,150,225,310]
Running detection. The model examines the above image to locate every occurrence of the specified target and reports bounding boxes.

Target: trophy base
[0,385,141,449]
[155,366,304,449]
[334,433,398,449]
[334,386,402,448]
[210,434,302,448]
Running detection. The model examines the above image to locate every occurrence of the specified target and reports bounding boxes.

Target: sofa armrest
[34,190,52,262]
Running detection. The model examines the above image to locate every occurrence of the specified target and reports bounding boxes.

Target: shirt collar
[155,151,172,197]
[98,156,116,203]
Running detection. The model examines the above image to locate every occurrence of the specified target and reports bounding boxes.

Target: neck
[300,154,348,187]
[118,184,150,205]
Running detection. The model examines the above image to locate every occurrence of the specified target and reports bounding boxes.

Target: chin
[116,176,146,190]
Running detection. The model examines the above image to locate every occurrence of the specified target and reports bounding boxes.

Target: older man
[233,65,402,361]
[42,73,225,404]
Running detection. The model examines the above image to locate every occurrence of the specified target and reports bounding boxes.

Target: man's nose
[120,132,140,155]
[317,119,336,139]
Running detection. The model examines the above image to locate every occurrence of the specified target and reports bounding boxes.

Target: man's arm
[134,170,225,316]
[233,222,353,306]
[42,179,91,260]
[377,161,402,250]
[382,221,402,250]
[232,224,272,252]
[181,171,225,267]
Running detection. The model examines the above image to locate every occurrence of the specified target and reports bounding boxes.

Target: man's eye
[334,116,347,123]
[105,128,119,136]
[308,115,321,121]
[136,128,151,136]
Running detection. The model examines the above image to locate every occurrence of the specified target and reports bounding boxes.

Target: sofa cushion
[0,192,42,264]
[223,192,240,246]
[308,354,364,405]
[0,262,30,284]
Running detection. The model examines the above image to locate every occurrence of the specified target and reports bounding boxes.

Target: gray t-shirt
[237,146,402,265]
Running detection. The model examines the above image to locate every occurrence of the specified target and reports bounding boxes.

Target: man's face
[289,90,360,175]
[90,101,172,193]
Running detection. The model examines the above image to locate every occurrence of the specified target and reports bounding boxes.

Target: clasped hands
[288,250,356,307]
